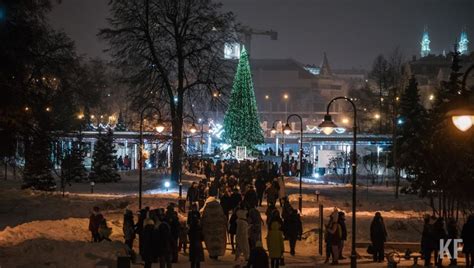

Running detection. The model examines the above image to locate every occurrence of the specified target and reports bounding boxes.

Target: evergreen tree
[89,129,120,182]
[22,132,56,191]
[396,76,427,178]
[82,106,94,131]
[115,111,127,131]
[61,135,87,183]
[223,47,264,150]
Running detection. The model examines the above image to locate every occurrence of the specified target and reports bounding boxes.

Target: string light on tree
[223,46,264,150]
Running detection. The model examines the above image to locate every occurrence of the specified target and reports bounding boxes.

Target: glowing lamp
[318,115,338,135]
[448,106,474,132]
[283,123,292,135]
[189,123,197,134]
[155,120,165,133]
[270,127,277,134]
[164,181,171,188]
[451,116,473,132]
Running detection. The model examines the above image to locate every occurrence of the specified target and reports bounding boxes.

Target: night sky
[49,0,474,69]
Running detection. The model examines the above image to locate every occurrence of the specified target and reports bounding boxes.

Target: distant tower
[458,29,469,55]
[420,27,431,57]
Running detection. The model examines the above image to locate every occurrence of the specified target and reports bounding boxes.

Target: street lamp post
[179,115,197,199]
[139,104,165,210]
[283,114,304,213]
[318,97,358,268]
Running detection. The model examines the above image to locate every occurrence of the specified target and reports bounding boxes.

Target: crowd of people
[86,156,474,267]
[87,157,303,268]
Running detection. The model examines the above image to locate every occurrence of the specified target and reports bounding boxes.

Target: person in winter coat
[165,204,180,263]
[338,211,347,259]
[461,214,474,268]
[89,206,104,242]
[187,182,199,208]
[281,198,291,221]
[265,203,279,227]
[188,218,205,268]
[235,206,250,261]
[230,188,242,211]
[267,220,285,268]
[156,215,174,268]
[98,218,112,242]
[370,212,387,263]
[201,197,227,259]
[244,185,259,209]
[264,182,278,207]
[324,215,334,263]
[433,217,447,266]
[276,176,286,207]
[137,207,150,257]
[248,207,264,251]
[421,215,436,267]
[141,218,156,268]
[247,240,269,268]
[123,210,136,259]
[220,188,232,220]
[208,179,219,197]
[178,221,189,254]
[284,208,303,256]
[327,210,341,264]
[255,177,266,207]
[446,218,458,266]
[187,203,200,226]
[229,207,239,253]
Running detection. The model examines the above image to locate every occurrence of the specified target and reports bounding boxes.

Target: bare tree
[100,0,237,182]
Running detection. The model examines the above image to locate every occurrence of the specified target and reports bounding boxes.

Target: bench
[356,241,422,265]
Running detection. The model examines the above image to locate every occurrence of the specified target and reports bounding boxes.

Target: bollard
[90,181,95,194]
[315,190,320,202]
[319,203,323,255]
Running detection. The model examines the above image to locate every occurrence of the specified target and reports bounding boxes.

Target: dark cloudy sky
[49,0,474,69]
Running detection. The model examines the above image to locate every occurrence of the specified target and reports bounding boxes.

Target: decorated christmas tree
[22,132,57,191]
[61,134,87,183]
[223,46,264,150]
[89,129,120,182]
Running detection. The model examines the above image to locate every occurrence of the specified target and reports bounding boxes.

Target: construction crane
[238,26,278,57]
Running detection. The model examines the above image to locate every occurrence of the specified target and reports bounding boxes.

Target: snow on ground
[0,174,458,267]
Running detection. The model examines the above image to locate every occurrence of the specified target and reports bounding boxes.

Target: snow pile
[0,217,127,267]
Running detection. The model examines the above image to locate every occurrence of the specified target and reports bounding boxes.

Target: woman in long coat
[235,207,250,261]
[188,218,205,268]
[201,197,227,259]
[267,221,284,268]
[370,212,387,263]
[248,207,263,250]
[140,218,156,268]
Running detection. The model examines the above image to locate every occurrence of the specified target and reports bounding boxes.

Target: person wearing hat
[235,205,250,261]
[89,206,104,243]
[165,203,180,263]
[267,211,285,268]
[201,196,227,260]
[123,209,136,259]
[370,212,387,263]
[141,218,156,268]
[327,209,342,265]
[337,211,347,259]
[247,240,269,268]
